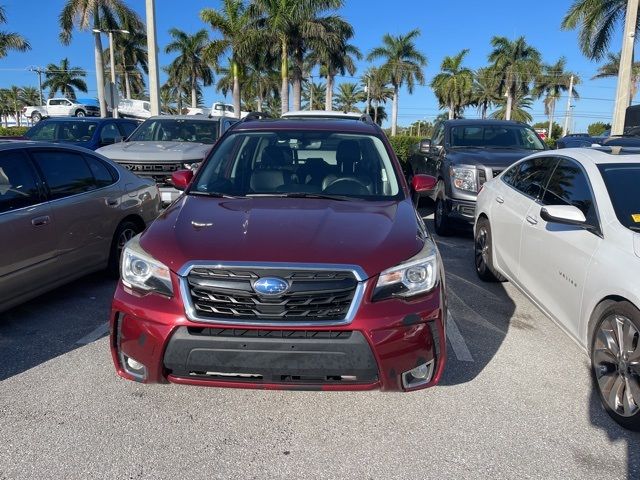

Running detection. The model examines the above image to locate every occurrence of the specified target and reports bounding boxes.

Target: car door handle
[31,215,50,227]
[526,215,538,225]
[496,196,504,204]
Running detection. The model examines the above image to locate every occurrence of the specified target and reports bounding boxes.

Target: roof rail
[241,111,272,122]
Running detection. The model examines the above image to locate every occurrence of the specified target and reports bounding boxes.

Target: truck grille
[184,267,360,324]
[118,162,183,186]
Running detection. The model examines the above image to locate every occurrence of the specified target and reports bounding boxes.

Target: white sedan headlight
[450,166,477,192]
[374,238,439,300]
[121,235,173,297]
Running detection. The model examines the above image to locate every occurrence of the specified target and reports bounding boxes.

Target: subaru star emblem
[252,277,290,296]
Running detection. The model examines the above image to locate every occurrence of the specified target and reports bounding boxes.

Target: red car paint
[110,118,447,391]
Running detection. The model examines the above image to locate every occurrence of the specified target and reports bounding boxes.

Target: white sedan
[474,147,640,431]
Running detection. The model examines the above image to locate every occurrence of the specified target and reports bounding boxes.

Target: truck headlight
[373,238,439,300]
[121,235,173,297]
[183,161,201,171]
[450,166,477,192]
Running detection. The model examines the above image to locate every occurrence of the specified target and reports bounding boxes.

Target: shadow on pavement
[0,272,116,381]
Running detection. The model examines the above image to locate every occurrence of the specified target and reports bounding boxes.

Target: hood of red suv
[140,195,424,279]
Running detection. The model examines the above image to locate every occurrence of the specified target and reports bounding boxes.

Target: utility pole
[109,31,118,118]
[146,0,161,116]
[29,66,44,105]
[562,74,575,136]
[612,0,640,135]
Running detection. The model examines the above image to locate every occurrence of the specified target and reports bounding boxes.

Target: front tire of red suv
[590,301,640,431]
[474,217,505,282]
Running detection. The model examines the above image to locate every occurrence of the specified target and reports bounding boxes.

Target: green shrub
[544,138,557,149]
[0,126,29,136]
[388,136,422,163]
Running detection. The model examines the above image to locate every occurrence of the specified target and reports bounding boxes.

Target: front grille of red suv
[183,267,362,325]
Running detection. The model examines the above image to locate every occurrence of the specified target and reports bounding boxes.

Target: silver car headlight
[450,166,477,192]
[121,235,173,297]
[373,238,439,300]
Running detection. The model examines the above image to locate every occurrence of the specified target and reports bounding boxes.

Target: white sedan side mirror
[540,205,586,226]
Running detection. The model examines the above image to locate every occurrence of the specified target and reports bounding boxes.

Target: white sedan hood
[96,141,212,162]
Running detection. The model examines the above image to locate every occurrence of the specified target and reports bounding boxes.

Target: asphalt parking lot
[1,210,639,480]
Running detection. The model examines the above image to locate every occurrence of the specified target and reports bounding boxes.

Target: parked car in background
[556,133,603,148]
[0,141,160,313]
[22,98,100,123]
[96,115,237,204]
[407,119,546,235]
[474,147,640,430]
[186,102,249,118]
[109,114,446,392]
[24,118,140,150]
[118,99,152,120]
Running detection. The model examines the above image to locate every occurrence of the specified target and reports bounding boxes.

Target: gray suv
[0,141,160,312]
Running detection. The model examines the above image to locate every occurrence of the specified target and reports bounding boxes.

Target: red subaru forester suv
[110,113,447,391]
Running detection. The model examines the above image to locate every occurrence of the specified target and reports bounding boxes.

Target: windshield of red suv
[450,125,545,150]
[191,130,402,199]
[129,118,220,144]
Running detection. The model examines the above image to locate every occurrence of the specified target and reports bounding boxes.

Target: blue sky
[0,0,626,131]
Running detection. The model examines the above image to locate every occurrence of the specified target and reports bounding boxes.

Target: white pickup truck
[186,102,249,118]
[22,98,101,123]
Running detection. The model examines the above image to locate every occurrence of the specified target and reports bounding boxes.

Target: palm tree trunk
[232,60,241,118]
[256,94,263,112]
[505,90,513,121]
[292,49,303,112]
[191,85,197,109]
[374,102,378,124]
[391,85,399,136]
[280,38,289,115]
[448,104,454,120]
[93,8,107,117]
[326,74,335,111]
[481,103,487,119]
[124,71,132,99]
[547,100,555,139]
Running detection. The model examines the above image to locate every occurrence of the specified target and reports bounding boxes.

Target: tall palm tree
[367,29,427,136]
[592,51,640,101]
[249,0,344,114]
[365,105,387,126]
[42,58,88,100]
[0,89,11,127]
[488,36,541,121]
[472,67,501,119]
[165,29,214,109]
[112,18,147,100]
[533,57,580,138]
[431,49,474,120]
[59,0,143,117]
[302,81,326,110]
[364,66,393,124]
[5,86,24,126]
[561,0,629,61]
[0,5,30,59]
[491,94,533,123]
[201,0,255,118]
[21,86,40,108]
[243,53,280,111]
[334,82,364,112]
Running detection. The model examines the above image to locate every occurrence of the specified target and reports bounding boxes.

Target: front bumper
[110,278,447,392]
[446,198,476,224]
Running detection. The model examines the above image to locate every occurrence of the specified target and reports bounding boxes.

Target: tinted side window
[543,159,598,225]
[100,123,121,143]
[0,151,41,213]
[512,157,556,198]
[119,122,138,138]
[85,155,115,187]
[31,150,96,199]
[501,163,521,187]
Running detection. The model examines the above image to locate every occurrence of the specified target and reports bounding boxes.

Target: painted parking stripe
[447,313,474,362]
[446,272,502,302]
[76,322,110,345]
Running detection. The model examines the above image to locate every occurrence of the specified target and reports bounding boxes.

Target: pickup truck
[186,102,248,118]
[22,98,100,123]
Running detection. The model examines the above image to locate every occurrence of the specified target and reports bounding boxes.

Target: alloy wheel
[117,228,136,254]
[475,227,489,272]
[593,314,640,417]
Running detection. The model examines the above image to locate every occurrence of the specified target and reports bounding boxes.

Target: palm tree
[367,29,427,136]
[533,57,580,138]
[0,89,11,127]
[113,19,147,100]
[21,87,40,108]
[5,86,24,126]
[561,0,629,61]
[42,58,88,100]
[201,0,255,118]
[491,94,533,123]
[592,51,640,101]
[431,49,474,120]
[302,81,326,110]
[488,36,541,121]
[472,67,501,119]
[0,5,30,59]
[243,53,281,111]
[363,66,393,124]
[249,0,344,114]
[365,105,387,126]
[59,0,143,117]
[334,82,364,112]
[165,28,213,109]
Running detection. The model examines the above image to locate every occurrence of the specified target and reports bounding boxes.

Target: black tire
[590,301,640,431]
[474,217,505,282]
[434,196,452,236]
[31,112,42,123]
[107,220,141,278]
[75,109,85,117]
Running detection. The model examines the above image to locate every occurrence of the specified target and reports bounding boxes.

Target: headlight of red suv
[121,235,173,297]
[373,238,438,301]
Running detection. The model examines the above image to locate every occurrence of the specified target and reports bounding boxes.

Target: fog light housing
[121,353,147,382]
[402,360,435,389]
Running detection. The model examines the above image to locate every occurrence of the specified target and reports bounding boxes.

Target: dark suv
[110,114,447,391]
[407,119,545,235]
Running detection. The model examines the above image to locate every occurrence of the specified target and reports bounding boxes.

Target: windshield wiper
[246,192,352,201]
[190,191,242,199]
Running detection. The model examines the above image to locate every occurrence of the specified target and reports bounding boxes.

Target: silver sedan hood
[96,141,212,162]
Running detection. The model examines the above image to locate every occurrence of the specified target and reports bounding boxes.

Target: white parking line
[447,313,474,362]
[446,272,502,302]
[76,322,110,345]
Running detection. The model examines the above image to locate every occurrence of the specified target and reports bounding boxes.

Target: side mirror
[171,169,194,191]
[540,205,586,226]
[412,174,438,193]
[419,139,432,154]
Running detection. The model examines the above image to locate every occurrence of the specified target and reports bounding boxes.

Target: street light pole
[612,0,640,135]
[29,66,44,106]
[108,31,118,118]
[146,0,161,116]
[562,74,575,137]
